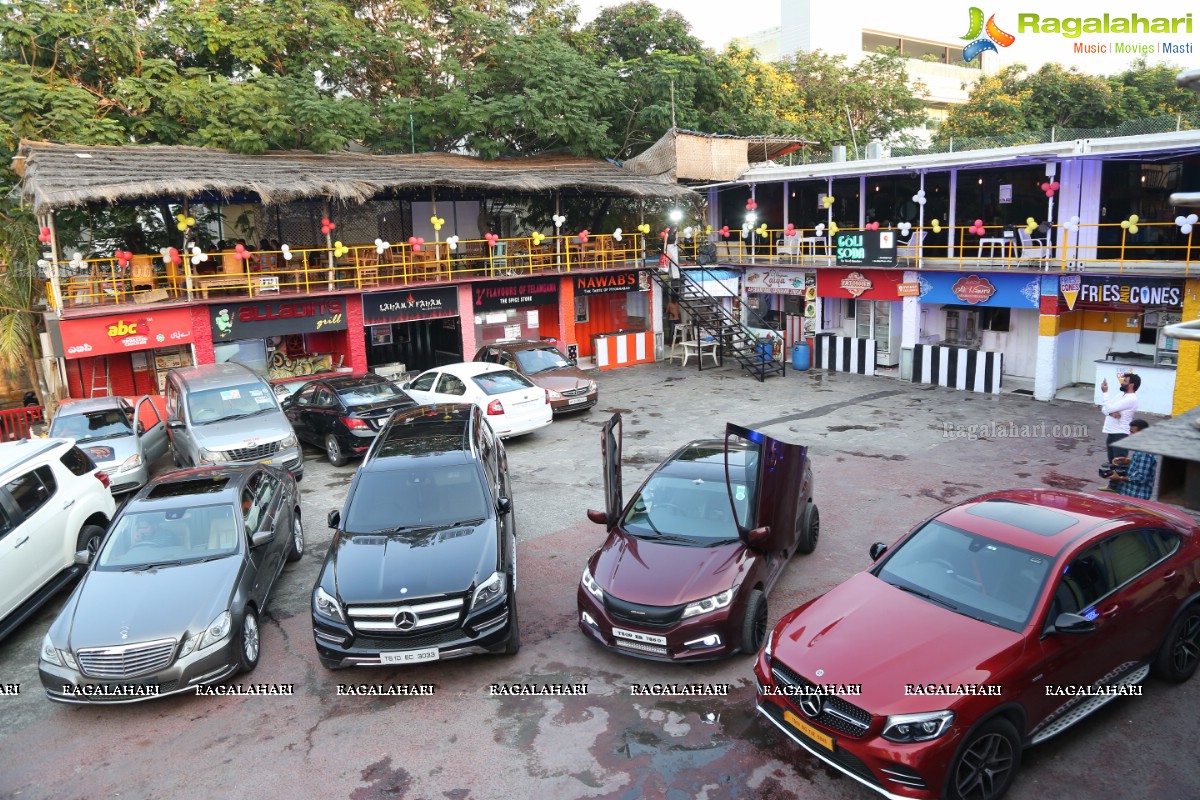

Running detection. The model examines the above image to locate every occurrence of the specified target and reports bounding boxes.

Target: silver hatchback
[49,396,170,495]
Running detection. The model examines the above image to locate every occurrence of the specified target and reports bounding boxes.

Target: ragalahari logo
[962,7,1016,62]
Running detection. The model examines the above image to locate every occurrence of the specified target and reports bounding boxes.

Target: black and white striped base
[912,345,1002,394]
[812,335,875,375]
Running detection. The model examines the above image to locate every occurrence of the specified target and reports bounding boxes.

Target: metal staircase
[648,256,786,382]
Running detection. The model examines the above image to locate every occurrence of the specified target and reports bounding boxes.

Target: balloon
[446,235,460,251]
[822,195,835,209]
[321,217,336,235]
[785,223,796,236]
[719,226,730,237]
[375,239,391,254]
[828,222,839,237]
[865,222,879,231]
[484,233,499,248]
[1063,216,1080,233]
[532,232,547,245]
[1024,217,1038,235]
[167,247,181,266]
[755,223,768,236]
[969,219,987,236]
[281,244,293,261]
[682,227,694,239]
[741,224,752,237]
[912,190,926,205]
[746,198,758,211]
[38,227,52,243]
[578,230,590,244]
[931,219,942,234]
[1041,181,1060,198]
[430,216,445,231]
[612,228,622,242]
[660,229,670,240]
[814,223,825,236]
[409,236,426,252]
[637,223,651,234]
[333,241,348,257]
[552,215,566,228]
[1120,215,1139,235]
[898,222,912,236]
[1176,214,1198,235]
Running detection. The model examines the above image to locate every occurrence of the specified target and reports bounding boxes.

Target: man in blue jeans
[1108,419,1156,499]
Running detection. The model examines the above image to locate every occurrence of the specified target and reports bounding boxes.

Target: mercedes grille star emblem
[393,608,419,631]
[120,626,129,640]
[815,668,825,677]
[799,694,823,718]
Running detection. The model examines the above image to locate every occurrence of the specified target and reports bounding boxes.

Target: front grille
[77,638,177,679]
[352,627,472,651]
[226,440,283,462]
[771,660,873,737]
[760,701,881,788]
[615,639,669,656]
[348,595,466,635]
[561,386,590,397]
[604,595,684,629]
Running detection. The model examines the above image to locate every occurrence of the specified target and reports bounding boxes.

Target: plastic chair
[1017,230,1050,268]
[898,230,927,261]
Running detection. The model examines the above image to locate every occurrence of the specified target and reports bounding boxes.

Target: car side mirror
[327,509,341,529]
[1053,612,1096,635]
[869,542,888,561]
[497,496,512,515]
[586,509,609,525]
[136,421,146,435]
[73,549,92,566]
[167,419,185,429]
[746,525,771,549]
[251,529,274,547]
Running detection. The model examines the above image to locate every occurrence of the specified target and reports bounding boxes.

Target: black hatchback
[311,403,519,669]
[281,373,415,466]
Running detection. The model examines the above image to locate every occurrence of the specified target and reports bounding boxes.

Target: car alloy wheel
[950,719,1020,800]
[325,434,347,467]
[238,608,260,673]
[1155,604,1200,682]
[741,589,768,654]
[287,511,304,562]
[797,503,819,555]
[77,524,106,563]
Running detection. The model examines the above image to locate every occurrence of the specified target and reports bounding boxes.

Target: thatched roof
[13,140,696,214]
[622,128,814,183]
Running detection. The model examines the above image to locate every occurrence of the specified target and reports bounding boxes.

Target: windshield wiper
[214,409,273,422]
[121,560,184,571]
[369,524,438,534]
[892,582,958,611]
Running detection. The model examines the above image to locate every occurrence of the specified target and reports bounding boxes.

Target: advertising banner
[363,286,459,325]
[914,272,1042,308]
[210,298,347,341]
[573,271,641,296]
[834,230,897,268]
[60,307,194,358]
[744,267,811,296]
[471,278,560,311]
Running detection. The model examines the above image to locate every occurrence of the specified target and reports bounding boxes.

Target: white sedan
[403,362,552,438]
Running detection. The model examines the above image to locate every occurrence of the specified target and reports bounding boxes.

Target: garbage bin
[792,341,811,371]
[756,338,773,364]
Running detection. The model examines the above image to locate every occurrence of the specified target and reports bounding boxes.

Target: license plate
[260,459,273,465]
[567,396,590,405]
[380,647,439,665]
[611,626,667,646]
[785,710,834,751]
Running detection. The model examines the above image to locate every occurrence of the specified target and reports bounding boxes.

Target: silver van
[164,362,303,479]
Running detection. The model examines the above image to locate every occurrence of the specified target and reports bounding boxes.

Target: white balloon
[376,240,390,254]
[814,223,825,236]
[1183,224,1195,235]
[613,228,623,242]
[552,215,566,228]
[682,227,694,239]
[447,235,460,251]
[898,222,912,235]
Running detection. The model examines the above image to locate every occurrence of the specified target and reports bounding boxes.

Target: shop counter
[1092,356,1175,416]
[593,330,654,370]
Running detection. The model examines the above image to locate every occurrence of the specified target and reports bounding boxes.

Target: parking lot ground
[1,361,1197,800]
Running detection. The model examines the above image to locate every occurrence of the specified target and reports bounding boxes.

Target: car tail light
[340,416,370,430]
[544,389,550,404]
[94,470,110,488]
[487,399,504,416]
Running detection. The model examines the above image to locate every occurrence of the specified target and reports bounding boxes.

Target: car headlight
[882,711,955,743]
[314,586,344,621]
[581,566,604,602]
[547,390,563,400]
[180,632,201,658]
[681,588,735,619]
[763,623,778,658]
[198,447,227,464]
[41,634,62,666]
[280,432,298,448]
[117,453,143,473]
[198,611,232,650]
[471,571,506,610]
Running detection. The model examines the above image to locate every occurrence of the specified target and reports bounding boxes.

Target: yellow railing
[53,233,647,310]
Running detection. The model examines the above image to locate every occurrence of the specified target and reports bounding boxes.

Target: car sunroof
[965,499,1076,536]
[147,476,230,498]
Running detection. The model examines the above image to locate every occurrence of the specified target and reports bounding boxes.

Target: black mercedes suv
[311,403,519,668]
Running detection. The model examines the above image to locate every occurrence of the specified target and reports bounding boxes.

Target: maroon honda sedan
[577,414,818,661]
[755,489,1200,800]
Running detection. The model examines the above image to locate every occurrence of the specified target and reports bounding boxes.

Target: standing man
[1109,419,1156,499]
[665,295,682,344]
[1099,371,1140,462]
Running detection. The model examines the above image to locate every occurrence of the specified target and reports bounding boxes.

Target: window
[845,299,856,319]
[1148,529,1181,559]
[60,446,96,477]
[5,466,57,517]
[0,505,12,539]
[575,295,589,323]
[313,387,337,408]
[294,384,318,406]
[472,370,534,395]
[409,372,438,392]
[981,307,1010,332]
[437,374,468,396]
[1105,530,1160,585]
[1052,544,1112,617]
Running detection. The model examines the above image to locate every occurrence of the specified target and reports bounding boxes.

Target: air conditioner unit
[866,140,888,160]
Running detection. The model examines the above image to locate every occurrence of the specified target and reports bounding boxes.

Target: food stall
[208,297,350,381]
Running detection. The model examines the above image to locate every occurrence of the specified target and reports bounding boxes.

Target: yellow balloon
[823,196,835,209]
[931,219,942,233]
[829,222,840,236]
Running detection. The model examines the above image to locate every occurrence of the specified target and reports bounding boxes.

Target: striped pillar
[813,335,875,375]
[594,331,655,370]
[912,345,1002,393]
[1035,276,1060,402]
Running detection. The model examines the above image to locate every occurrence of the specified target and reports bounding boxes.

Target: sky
[574,0,1200,75]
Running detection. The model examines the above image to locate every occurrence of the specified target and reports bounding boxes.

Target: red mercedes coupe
[577,413,818,661]
[755,489,1200,800]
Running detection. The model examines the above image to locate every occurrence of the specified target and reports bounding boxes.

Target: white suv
[0,438,116,639]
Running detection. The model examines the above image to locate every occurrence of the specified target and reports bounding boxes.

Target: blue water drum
[792,341,811,371]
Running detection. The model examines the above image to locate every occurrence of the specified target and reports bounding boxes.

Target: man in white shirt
[1099,372,1140,462]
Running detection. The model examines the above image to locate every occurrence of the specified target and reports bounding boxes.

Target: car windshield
[515,347,570,374]
[96,505,240,570]
[874,520,1053,632]
[621,473,748,545]
[187,384,277,424]
[50,409,132,442]
[344,465,489,533]
[337,381,409,406]
[472,369,534,396]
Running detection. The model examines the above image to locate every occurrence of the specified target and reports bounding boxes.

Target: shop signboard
[574,271,641,296]
[1075,277,1183,309]
[60,307,194,358]
[363,286,459,325]
[472,278,559,311]
[210,297,346,341]
[914,272,1041,308]
[816,269,906,301]
[897,282,921,297]
[744,267,810,296]
[834,230,897,268]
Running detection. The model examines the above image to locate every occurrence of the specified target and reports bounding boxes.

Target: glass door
[855,299,873,339]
